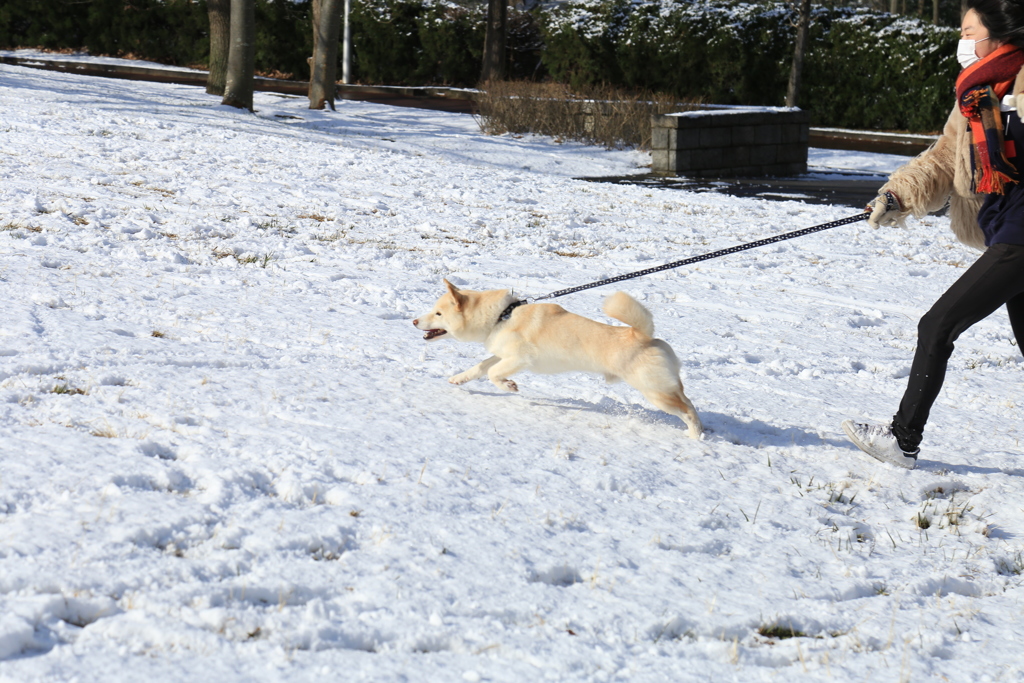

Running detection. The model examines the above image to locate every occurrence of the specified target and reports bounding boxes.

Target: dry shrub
[476,81,704,150]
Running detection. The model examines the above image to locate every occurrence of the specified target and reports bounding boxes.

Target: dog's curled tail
[603,291,654,337]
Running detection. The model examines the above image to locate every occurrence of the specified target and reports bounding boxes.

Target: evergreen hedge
[349,0,540,85]
[0,0,210,66]
[0,0,308,77]
[0,0,539,85]
[539,0,959,132]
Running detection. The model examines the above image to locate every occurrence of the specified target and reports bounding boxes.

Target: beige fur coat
[880,69,1024,251]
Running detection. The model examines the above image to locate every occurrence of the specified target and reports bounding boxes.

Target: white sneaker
[842,419,919,470]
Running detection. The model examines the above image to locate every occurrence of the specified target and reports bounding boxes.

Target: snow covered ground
[1,61,1023,682]
[0,48,208,72]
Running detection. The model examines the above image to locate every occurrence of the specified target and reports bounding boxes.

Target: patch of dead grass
[477,80,704,150]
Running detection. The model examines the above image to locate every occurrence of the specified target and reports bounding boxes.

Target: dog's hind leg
[486,357,528,393]
[642,386,703,439]
[450,356,500,385]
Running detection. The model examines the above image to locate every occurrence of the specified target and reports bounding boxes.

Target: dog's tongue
[423,329,446,340]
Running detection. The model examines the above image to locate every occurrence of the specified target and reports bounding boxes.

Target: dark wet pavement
[578,170,890,210]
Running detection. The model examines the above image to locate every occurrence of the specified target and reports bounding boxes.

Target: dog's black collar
[498,299,528,323]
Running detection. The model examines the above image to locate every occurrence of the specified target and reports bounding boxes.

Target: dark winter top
[977,111,1024,246]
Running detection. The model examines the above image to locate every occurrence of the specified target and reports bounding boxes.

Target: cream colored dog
[413,280,703,438]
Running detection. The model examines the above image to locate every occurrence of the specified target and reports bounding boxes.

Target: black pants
[893,243,1024,449]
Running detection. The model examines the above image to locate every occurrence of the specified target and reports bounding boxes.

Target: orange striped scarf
[956,43,1024,194]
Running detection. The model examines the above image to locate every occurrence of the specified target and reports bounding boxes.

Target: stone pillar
[651,108,810,177]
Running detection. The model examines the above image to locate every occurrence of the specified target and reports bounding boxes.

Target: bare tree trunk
[933,0,939,23]
[481,0,506,84]
[786,0,811,108]
[207,0,230,95]
[309,0,343,109]
[310,0,321,85]
[222,0,255,111]
[890,0,898,13]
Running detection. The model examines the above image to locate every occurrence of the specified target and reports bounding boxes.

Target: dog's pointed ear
[444,279,466,310]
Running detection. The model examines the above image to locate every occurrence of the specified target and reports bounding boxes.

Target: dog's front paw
[449,373,472,385]
[502,379,518,392]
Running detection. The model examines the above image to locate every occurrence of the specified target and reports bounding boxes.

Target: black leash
[498,192,895,322]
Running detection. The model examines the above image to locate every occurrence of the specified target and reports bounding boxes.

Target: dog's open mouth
[423,329,447,340]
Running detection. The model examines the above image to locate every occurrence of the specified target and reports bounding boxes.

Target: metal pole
[342,0,351,84]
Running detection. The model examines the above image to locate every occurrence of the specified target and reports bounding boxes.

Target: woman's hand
[866,190,904,228]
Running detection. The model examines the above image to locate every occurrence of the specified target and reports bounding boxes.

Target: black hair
[967,0,1024,49]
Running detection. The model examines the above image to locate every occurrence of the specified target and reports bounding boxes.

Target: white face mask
[958,37,989,68]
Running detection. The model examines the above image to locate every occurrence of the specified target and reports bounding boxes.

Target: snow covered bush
[417,2,488,85]
[349,0,489,86]
[539,0,959,132]
[803,11,958,131]
[540,0,794,106]
[349,0,426,84]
